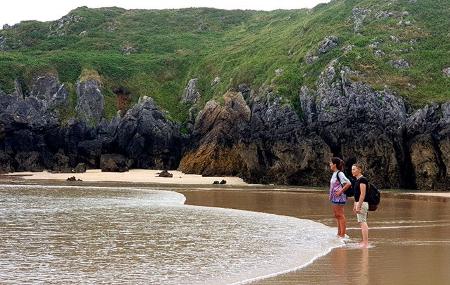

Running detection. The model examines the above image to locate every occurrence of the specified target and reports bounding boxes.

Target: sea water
[0,185,343,284]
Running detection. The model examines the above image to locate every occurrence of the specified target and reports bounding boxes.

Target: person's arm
[335,173,351,196]
[356,183,367,212]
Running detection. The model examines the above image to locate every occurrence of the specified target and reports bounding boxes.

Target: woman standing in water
[351,163,369,248]
[329,157,351,238]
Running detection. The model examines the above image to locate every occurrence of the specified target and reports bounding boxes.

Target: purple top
[329,171,350,204]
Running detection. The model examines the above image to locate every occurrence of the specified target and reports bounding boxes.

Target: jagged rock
[211,76,221,86]
[275,68,284,76]
[406,103,449,190]
[157,170,173,177]
[300,61,408,188]
[30,75,69,108]
[76,79,104,126]
[220,179,226,184]
[74,163,87,173]
[0,151,14,173]
[305,52,319,64]
[100,154,129,172]
[50,14,84,36]
[14,151,43,172]
[77,139,102,166]
[352,7,370,32]
[213,180,220,184]
[179,90,333,185]
[116,96,183,169]
[237,84,251,99]
[66,176,82,181]
[11,79,24,98]
[443,67,450,77]
[390,59,410,69]
[51,151,71,173]
[181,78,201,104]
[318,36,339,54]
[374,50,385,57]
[368,40,381,49]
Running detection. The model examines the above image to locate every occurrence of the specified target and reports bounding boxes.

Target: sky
[0,0,330,26]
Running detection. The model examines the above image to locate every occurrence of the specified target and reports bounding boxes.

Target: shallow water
[182,190,450,285]
[0,185,342,285]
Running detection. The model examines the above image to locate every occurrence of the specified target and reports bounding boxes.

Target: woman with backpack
[329,157,351,238]
[351,163,369,248]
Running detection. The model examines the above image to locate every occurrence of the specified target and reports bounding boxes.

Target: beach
[2,171,450,284]
[6,169,249,186]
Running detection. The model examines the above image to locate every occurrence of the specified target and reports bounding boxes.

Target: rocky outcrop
[30,75,69,109]
[0,74,184,173]
[443,67,450,77]
[180,60,448,190]
[299,61,409,188]
[181,78,201,104]
[115,96,184,169]
[318,36,339,54]
[406,103,450,190]
[100,154,129,172]
[76,79,104,126]
[179,91,333,185]
[352,8,370,32]
[390,59,410,69]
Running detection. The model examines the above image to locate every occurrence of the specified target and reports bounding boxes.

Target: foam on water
[0,185,343,284]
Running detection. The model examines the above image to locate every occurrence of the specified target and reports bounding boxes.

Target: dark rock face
[405,103,450,190]
[180,61,449,190]
[76,79,104,126]
[116,96,184,169]
[30,75,69,109]
[74,163,87,173]
[179,91,333,186]
[100,154,129,172]
[299,61,408,188]
[0,77,184,174]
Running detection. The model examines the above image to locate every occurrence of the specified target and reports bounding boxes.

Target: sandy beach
[5,169,250,186]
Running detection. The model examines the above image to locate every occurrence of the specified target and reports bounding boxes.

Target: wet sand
[1,174,449,284]
[182,190,450,285]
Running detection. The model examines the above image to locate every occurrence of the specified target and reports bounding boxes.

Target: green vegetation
[0,0,449,123]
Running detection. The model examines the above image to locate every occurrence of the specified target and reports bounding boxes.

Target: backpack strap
[336,171,343,186]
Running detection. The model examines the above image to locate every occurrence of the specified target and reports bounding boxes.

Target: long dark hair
[331,157,344,171]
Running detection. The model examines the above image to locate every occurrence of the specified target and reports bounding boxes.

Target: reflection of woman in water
[329,157,351,238]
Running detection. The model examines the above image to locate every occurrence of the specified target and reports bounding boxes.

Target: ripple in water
[0,185,343,284]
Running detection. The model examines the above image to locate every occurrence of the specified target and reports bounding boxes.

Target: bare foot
[359,242,369,248]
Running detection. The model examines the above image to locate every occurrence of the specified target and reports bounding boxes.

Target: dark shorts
[331,201,346,205]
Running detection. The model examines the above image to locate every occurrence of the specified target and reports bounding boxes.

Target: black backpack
[336,171,355,197]
[367,182,381,211]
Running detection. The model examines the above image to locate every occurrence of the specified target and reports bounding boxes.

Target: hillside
[1,0,449,125]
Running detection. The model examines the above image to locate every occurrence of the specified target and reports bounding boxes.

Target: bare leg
[359,222,369,247]
[333,205,346,237]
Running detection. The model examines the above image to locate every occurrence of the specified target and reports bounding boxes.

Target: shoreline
[1,170,449,202]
